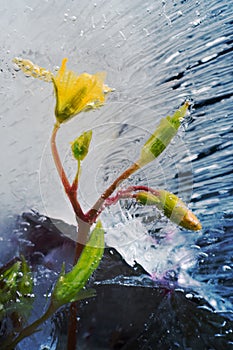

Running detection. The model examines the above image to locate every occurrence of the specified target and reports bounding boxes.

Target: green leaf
[71,130,92,161]
[73,288,96,301]
[51,220,104,308]
[138,102,189,167]
[0,257,33,321]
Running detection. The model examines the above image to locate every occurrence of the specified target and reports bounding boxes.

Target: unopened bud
[135,189,201,231]
[138,102,189,167]
[71,130,92,161]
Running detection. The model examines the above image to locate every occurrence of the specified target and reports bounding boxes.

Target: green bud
[51,220,104,308]
[135,191,160,206]
[135,189,202,231]
[71,130,92,161]
[18,256,33,296]
[138,102,189,167]
[0,256,33,321]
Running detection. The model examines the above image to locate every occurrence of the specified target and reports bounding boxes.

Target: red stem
[50,127,153,350]
[51,123,89,350]
[96,185,160,213]
[51,123,71,192]
[71,159,81,193]
[66,220,91,350]
[50,123,86,222]
[87,162,140,222]
[67,303,78,350]
[119,185,160,197]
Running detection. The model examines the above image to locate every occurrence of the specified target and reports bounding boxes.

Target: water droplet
[198,252,208,258]
[222,265,231,271]
[91,16,95,29]
[40,346,50,350]
[190,244,200,250]
[143,28,150,37]
[102,14,107,23]
[201,54,217,63]
[185,293,193,299]
[191,18,201,27]
[71,15,77,22]
[119,30,126,41]
[12,62,21,72]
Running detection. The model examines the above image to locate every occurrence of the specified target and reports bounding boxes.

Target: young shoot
[8,56,202,349]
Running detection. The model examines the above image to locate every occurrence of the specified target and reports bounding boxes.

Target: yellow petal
[13,56,113,124]
[52,58,112,124]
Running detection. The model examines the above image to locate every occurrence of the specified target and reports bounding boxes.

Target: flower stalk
[50,123,86,222]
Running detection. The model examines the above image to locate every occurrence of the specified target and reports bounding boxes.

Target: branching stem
[87,162,140,222]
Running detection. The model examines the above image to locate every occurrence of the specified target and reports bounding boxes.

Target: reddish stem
[50,123,86,222]
[51,123,89,350]
[71,159,81,194]
[123,185,160,196]
[87,162,140,222]
[51,123,71,193]
[50,127,158,350]
[98,185,160,213]
[67,303,78,350]
[67,219,91,350]
[74,218,91,261]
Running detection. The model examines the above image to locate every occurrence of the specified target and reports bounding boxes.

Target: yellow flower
[12,57,112,124]
[52,58,112,124]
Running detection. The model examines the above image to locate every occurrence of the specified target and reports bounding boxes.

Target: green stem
[2,303,56,350]
[87,162,140,222]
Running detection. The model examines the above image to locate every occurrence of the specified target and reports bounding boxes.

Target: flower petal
[52,58,112,124]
